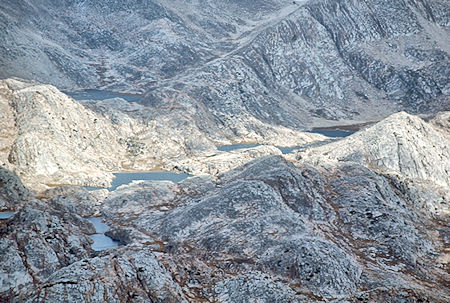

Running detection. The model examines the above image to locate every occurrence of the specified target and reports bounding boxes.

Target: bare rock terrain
[1,111,448,302]
[0,0,448,132]
[0,0,449,301]
[0,78,320,191]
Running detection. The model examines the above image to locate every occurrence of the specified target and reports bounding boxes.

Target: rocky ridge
[0,78,322,191]
[294,111,450,188]
[1,112,448,302]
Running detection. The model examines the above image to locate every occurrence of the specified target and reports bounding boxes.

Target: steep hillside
[1,0,448,131]
[143,0,450,131]
[0,0,290,91]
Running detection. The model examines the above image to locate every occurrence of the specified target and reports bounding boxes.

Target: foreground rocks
[0,166,29,210]
[0,200,94,299]
[0,112,448,302]
[20,248,187,303]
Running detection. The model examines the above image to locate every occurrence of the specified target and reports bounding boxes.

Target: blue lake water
[0,212,14,219]
[217,129,355,154]
[217,144,261,152]
[64,89,142,102]
[86,171,192,191]
[89,234,119,251]
[86,217,110,233]
[86,217,119,251]
[309,129,354,137]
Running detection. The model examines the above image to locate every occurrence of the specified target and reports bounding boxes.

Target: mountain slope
[0,0,290,91]
[143,0,450,131]
[1,0,448,131]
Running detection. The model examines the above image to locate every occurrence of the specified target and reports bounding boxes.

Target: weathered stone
[21,248,187,303]
[0,200,94,298]
[296,112,450,187]
[0,166,29,210]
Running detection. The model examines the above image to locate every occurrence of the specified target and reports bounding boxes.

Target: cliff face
[1,0,449,130]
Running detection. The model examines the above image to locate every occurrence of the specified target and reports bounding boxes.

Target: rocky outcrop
[0,78,125,190]
[0,200,95,299]
[42,186,107,217]
[0,78,322,191]
[295,111,450,188]
[20,248,187,303]
[0,166,29,210]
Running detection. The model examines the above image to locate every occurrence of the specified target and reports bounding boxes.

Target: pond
[217,128,355,154]
[309,128,354,137]
[86,171,192,191]
[64,89,142,102]
[0,211,14,219]
[86,217,119,251]
[217,144,261,152]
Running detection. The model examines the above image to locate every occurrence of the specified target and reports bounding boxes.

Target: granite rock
[295,111,450,187]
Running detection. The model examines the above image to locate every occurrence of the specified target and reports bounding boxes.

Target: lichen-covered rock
[20,248,187,303]
[0,166,29,210]
[0,200,95,298]
[1,107,448,302]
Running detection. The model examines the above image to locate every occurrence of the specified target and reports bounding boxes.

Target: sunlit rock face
[295,111,450,188]
[0,79,124,191]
